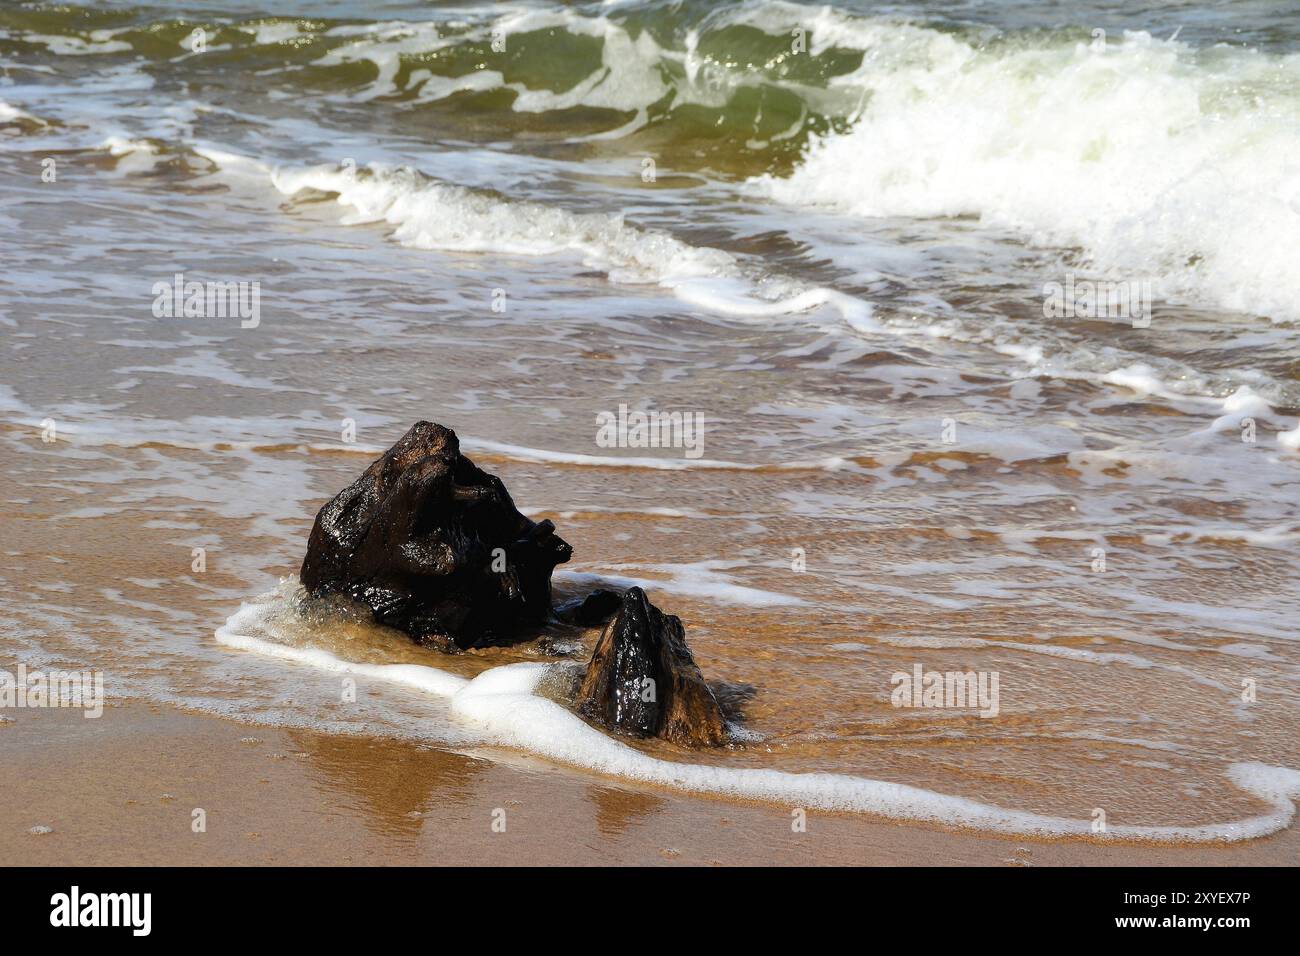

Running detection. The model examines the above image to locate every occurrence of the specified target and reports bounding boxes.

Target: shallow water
[2,0,1299,841]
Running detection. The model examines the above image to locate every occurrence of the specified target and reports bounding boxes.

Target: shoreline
[4,701,1296,866]
[3,0,1298,873]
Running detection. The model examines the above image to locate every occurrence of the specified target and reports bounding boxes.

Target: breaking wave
[5,1,1299,320]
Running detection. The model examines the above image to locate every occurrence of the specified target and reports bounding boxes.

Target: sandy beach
[6,702,1298,866]
[2,0,1299,870]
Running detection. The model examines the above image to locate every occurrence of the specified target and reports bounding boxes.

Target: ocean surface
[2,0,1300,841]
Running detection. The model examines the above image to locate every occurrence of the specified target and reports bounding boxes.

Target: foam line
[216,598,1300,842]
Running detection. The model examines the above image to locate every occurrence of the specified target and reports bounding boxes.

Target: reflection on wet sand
[286,730,489,840]
[589,784,666,838]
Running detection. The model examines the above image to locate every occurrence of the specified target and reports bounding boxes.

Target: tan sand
[1,447,1297,866]
[3,701,1295,866]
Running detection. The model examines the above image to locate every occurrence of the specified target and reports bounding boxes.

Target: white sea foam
[266,160,865,322]
[302,6,826,120]
[313,21,457,100]
[215,591,1300,841]
[463,436,863,473]
[240,22,304,46]
[0,99,41,124]
[99,136,166,174]
[557,562,805,607]
[755,22,1300,322]
[0,403,864,475]
[21,32,132,56]
[1280,421,1300,453]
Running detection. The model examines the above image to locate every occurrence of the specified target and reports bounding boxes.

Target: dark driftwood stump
[300,422,733,745]
[576,587,728,747]
[300,421,571,651]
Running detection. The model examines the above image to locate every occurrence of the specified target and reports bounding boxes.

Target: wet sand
[2,434,1298,858]
[3,0,1300,870]
[3,702,1296,866]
